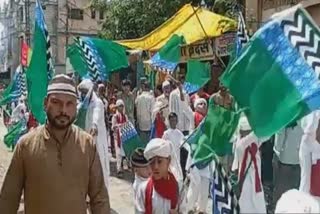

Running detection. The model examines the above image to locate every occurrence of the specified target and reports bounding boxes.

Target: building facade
[0,0,103,77]
[245,0,320,33]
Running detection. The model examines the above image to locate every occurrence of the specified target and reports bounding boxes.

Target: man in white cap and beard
[232,115,269,214]
[135,138,186,214]
[78,79,110,189]
[0,74,110,214]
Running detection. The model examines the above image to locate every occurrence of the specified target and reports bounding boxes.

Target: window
[99,9,104,20]
[69,8,84,20]
[91,8,96,19]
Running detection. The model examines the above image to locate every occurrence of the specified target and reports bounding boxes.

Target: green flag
[119,121,145,158]
[4,121,24,149]
[158,34,185,62]
[26,0,54,124]
[0,66,22,106]
[221,6,320,137]
[67,37,128,81]
[184,59,211,94]
[187,98,240,166]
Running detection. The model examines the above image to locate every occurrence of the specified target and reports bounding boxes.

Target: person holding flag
[78,79,110,189]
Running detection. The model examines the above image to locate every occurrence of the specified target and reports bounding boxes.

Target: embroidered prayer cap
[116,99,125,107]
[131,148,149,168]
[47,74,77,98]
[144,138,183,183]
[239,115,251,131]
[162,80,170,88]
[275,189,320,213]
[194,98,207,109]
[78,79,94,91]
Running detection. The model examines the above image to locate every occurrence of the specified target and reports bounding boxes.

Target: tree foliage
[94,0,237,40]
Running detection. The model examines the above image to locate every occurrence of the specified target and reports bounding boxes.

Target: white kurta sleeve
[135,184,146,214]
[92,101,104,128]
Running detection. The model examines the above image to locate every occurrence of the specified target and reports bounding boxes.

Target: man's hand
[90,126,98,137]
[169,209,178,214]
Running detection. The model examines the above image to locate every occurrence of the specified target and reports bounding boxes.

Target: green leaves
[96,0,192,40]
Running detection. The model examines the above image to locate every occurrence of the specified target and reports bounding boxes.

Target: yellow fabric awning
[117,4,236,51]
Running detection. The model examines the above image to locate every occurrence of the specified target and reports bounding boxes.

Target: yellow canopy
[117,4,236,51]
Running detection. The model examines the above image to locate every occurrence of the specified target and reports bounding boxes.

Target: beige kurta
[0,125,110,214]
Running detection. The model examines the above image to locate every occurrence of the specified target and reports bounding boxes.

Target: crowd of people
[0,73,319,214]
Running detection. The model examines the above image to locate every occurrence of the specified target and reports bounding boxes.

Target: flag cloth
[0,66,23,106]
[184,59,211,94]
[221,5,320,138]
[67,37,128,82]
[120,121,145,158]
[26,0,53,124]
[4,120,27,150]
[149,34,185,73]
[186,98,240,165]
[235,11,249,58]
[211,158,240,214]
[74,87,92,129]
[21,40,29,67]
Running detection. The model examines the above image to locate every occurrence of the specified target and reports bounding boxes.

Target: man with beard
[0,75,110,214]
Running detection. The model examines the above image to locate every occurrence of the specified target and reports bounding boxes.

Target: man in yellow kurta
[0,75,110,214]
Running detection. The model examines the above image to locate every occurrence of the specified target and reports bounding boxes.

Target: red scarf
[194,112,205,128]
[310,159,320,197]
[155,113,166,138]
[116,113,127,147]
[145,172,178,214]
[239,143,262,194]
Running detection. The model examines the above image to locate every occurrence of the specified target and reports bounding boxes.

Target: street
[0,118,212,213]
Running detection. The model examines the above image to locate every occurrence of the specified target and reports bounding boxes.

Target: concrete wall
[246,0,320,26]
[57,0,101,74]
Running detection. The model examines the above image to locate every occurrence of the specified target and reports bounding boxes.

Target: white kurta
[169,88,194,132]
[135,91,155,131]
[85,94,110,189]
[299,111,320,198]
[135,180,186,214]
[232,133,268,214]
[186,164,211,212]
[133,175,148,213]
[162,128,184,161]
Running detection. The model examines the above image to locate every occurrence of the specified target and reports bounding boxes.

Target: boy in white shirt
[162,112,185,162]
[232,116,269,214]
[131,148,151,213]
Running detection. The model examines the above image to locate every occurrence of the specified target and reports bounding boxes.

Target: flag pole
[191,5,227,68]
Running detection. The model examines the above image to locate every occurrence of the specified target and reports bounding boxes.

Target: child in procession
[135,138,186,214]
[131,148,152,213]
[231,115,269,214]
[162,112,185,162]
[112,99,128,176]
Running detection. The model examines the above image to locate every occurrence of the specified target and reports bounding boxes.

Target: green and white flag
[186,98,240,166]
[26,0,54,124]
[221,5,320,137]
[67,37,128,82]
